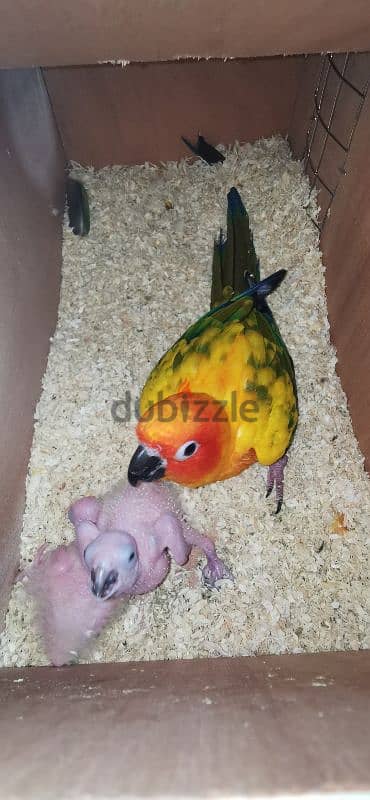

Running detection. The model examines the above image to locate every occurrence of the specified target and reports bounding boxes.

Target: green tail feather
[211,187,259,308]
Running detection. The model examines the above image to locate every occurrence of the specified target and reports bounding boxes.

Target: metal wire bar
[311,53,349,190]
[328,53,366,99]
[303,56,329,171]
[305,157,335,197]
[313,91,349,152]
[303,52,368,232]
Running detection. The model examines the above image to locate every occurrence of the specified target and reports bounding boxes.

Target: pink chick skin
[20,541,122,667]
[21,482,232,666]
[69,481,233,599]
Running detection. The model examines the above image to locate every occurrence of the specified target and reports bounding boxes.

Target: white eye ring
[175,441,200,461]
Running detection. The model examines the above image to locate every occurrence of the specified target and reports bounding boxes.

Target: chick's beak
[91,566,118,600]
[128,444,166,486]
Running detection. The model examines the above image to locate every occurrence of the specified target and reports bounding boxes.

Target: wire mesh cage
[304,52,369,230]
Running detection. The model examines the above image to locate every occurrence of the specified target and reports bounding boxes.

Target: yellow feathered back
[140,293,298,468]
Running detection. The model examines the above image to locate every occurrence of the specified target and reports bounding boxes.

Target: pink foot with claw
[183,524,234,590]
[266,454,288,514]
[202,557,234,590]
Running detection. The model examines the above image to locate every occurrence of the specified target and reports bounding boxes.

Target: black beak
[91,567,118,599]
[128,445,166,486]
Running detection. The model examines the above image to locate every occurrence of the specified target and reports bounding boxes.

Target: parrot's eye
[175,441,199,461]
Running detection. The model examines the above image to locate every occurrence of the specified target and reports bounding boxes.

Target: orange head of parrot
[128,392,233,488]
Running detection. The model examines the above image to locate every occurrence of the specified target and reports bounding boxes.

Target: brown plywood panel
[0,652,370,798]
[321,91,370,468]
[1,0,370,68]
[0,69,65,627]
[44,58,304,167]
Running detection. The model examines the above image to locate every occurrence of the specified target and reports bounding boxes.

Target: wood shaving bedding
[1,136,369,667]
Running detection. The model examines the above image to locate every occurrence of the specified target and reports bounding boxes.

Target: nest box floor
[1,137,369,667]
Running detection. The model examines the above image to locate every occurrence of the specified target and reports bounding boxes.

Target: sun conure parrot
[128,188,298,513]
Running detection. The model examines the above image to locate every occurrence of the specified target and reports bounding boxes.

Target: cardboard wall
[0,69,65,625]
[321,92,370,469]
[1,651,370,797]
[290,53,370,468]
[1,0,370,67]
[44,58,304,167]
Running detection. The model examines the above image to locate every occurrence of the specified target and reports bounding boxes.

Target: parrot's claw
[275,498,283,515]
[202,558,234,590]
[266,455,288,514]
